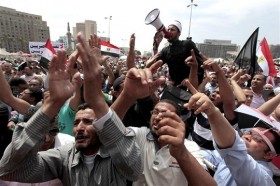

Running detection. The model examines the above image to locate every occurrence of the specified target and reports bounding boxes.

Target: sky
[0,0,280,53]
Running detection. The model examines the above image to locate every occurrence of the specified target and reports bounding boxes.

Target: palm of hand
[124,77,152,99]
[49,70,73,101]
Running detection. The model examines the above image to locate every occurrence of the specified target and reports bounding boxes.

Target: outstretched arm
[111,61,165,120]
[0,67,31,114]
[157,110,217,186]
[0,50,74,182]
[202,60,236,120]
[231,70,246,107]
[185,81,236,149]
[76,33,109,119]
[258,92,280,116]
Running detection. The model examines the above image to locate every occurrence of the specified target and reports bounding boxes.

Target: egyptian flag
[100,40,120,57]
[256,37,277,77]
[39,39,56,70]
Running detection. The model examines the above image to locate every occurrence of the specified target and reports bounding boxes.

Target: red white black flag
[39,39,56,69]
[100,40,120,57]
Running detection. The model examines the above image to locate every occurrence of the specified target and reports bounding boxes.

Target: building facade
[197,39,238,59]
[0,6,50,53]
[73,20,97,42]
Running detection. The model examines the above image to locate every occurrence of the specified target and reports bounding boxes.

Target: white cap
[169,20,182,33]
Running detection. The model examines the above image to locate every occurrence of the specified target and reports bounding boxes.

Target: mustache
[75,132,86,139]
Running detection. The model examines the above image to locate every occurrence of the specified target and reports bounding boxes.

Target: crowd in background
[0,21,280,186]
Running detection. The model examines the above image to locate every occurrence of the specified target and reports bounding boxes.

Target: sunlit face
[210,74,217,85]
[210,88,222,106]
[274,76,280,84]
[19,88,32,102]
[243,89,253,106]
[23,67,33,76]
[73,108,100,155]
[263,84,273,90]
[167,25,180,42]
[29,79,41,89]
[150,102,177,135]
[251,74,266,91]
[3,63,12,72]
[242,127,275,160]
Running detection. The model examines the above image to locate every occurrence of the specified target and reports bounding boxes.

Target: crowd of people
[0,20,279,186]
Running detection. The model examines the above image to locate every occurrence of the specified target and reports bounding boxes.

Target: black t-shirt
[157,39,204,86]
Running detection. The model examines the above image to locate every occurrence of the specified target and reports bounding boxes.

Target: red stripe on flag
[45,38,56,54]
[100,40,119,49]
[260,38,277,77]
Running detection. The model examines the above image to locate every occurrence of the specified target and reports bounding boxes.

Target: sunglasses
[243,128,275,153]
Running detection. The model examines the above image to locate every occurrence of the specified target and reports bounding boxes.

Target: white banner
[29,42,64,55]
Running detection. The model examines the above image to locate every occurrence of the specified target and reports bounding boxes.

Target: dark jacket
[157,39,204,85]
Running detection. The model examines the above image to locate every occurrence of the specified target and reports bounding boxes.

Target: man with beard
[0,33,142,185]
[111,61,216,186]
[147,20,204,86]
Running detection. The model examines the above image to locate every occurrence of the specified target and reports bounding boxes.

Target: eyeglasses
[48,128,59,137]
[243,128,275,153]
[150,109,167,115]
[22,90,32,94]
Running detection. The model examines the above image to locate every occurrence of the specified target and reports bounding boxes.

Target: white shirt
[250,91,265,109]
[131,127,206,186]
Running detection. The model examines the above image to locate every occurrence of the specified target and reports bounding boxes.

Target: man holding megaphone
[145,9,204,86]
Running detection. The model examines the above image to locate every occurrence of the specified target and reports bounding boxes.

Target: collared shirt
[130,127,207,186]
[203,131,275,186]
[0,108,142,186]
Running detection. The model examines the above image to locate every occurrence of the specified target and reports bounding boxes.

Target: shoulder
[184,139,201,151]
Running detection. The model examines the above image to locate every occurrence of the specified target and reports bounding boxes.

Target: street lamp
[105,16,112,43]
[187,0,198,40]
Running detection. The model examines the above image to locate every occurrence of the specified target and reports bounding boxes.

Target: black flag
[234,27,259,79]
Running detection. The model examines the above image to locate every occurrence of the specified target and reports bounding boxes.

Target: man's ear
[264,151,278,160]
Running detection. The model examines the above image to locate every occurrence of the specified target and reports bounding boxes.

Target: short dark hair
[77,103,91,111]
[158,99,181,115]
[9,77,27,87]
[28,87,43,104]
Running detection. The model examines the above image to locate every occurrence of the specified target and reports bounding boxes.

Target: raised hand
[184,80,216,116]
[201,59,223,74]
[129,33,135,49]
[185,49,198,68]
[76,32,109,117]
[122,60,165,100]
[48,50,74,104]
[156,111,186,158]
[42,50,74,118]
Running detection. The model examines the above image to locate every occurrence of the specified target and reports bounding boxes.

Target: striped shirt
[0,108,142,186]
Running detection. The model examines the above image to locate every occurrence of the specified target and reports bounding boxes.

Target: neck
[82,143,101,156]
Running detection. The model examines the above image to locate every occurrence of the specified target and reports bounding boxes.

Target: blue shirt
[203,131,275,186]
